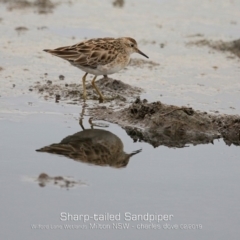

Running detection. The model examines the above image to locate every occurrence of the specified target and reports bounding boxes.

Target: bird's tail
[43,48,79,60]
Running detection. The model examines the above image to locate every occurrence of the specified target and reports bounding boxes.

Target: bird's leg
[88,117,94,129]
[91,75,104,102]
[79,117,85,130]
[82,72,88,100]
[79,101,87,130]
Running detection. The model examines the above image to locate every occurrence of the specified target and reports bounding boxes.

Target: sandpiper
[36,128,141,168]
[43,37,148,102]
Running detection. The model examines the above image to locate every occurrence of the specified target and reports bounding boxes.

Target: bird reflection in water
[36,117,141,168]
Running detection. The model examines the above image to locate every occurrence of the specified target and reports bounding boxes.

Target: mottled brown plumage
[36,129,141,168]
[43,37,148,102]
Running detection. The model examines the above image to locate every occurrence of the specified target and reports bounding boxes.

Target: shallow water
[1,96,240,239]
[1,0,240,239]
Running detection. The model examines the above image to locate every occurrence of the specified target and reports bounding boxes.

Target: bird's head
[119,37,149,58]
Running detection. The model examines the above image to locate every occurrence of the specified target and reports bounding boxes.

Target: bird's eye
[130,44,134,47]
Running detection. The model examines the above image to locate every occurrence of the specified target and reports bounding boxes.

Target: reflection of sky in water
[1,100,240,239]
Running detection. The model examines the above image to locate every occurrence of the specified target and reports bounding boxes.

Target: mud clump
[112,0,124,8]
[213,115,240,146]
[187,38,240,59]
[1,0,58,14]
[32,77,143,104]
[87,77,142,97]
[15,26,29,33]
[90,98,240,148]
[59,74,65,80]
[37,173,86,189]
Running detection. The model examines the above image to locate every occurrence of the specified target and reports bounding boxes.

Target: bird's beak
[136,48,149,58]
